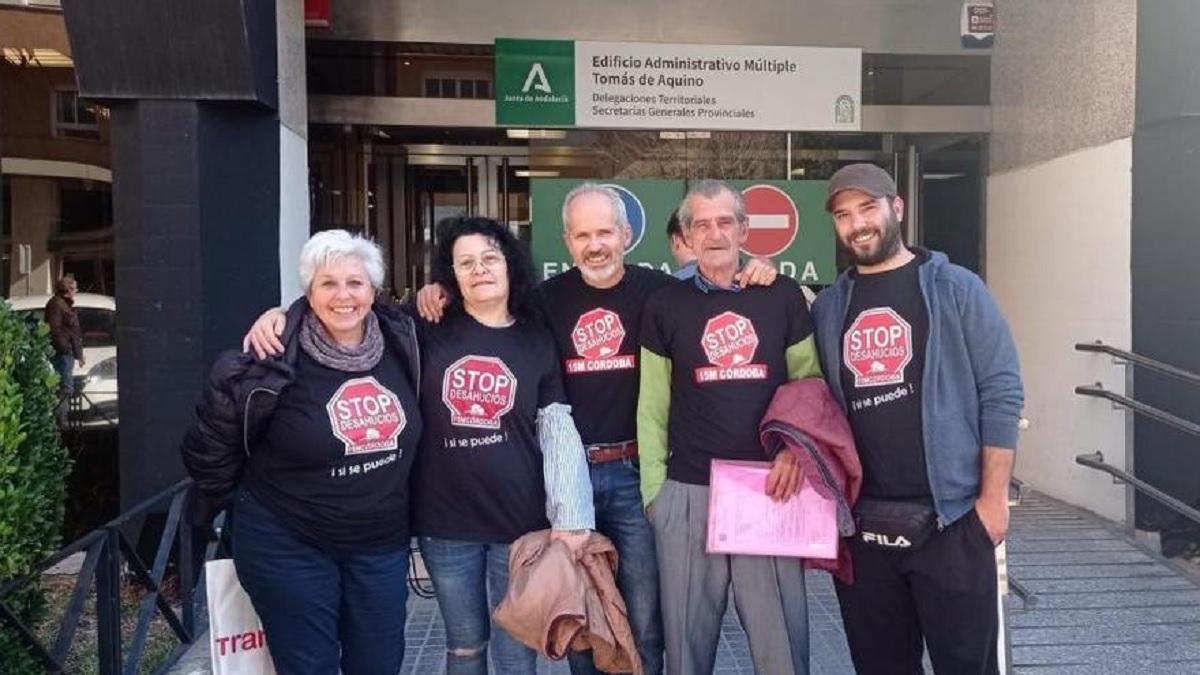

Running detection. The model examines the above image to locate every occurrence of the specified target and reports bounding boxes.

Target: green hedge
[0,300,72,670]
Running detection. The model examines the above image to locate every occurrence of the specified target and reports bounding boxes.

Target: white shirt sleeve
[536,402,596,530]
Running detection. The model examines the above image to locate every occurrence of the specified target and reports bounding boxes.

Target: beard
[577,254,624,286]
[839,210,904,267]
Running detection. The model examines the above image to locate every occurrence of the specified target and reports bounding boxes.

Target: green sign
[495,38,575,126]
[530,179,836,284]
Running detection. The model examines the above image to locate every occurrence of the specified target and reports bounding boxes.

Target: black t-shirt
[539,265,677,445]
[838,252,932,500]
[411,309,567,543]
[641,277,814,485]
[246,347,422,553]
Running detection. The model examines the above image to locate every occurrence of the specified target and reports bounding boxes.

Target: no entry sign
[741,184,799,258]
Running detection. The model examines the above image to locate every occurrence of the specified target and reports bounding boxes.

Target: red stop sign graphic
[326,376,407,455]
[442,355,518,429]
[844,308,913,387]
[571,308,626,360]
[701,312,760,368]
[741,184,799,258]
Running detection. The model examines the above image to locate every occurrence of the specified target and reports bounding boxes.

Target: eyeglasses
[453,251,506,274]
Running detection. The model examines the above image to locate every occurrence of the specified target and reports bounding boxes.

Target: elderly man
[812,164,1023,674]
[637,179,822,674]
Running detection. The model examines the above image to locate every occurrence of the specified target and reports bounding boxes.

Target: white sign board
[572,41,861,131]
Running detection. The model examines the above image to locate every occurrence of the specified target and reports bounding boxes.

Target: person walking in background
[45,274,84,423]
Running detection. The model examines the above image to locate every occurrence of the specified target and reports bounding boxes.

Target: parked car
[7,293,118,427]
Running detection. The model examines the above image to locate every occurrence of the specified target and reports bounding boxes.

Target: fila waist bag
[854,498,937,551]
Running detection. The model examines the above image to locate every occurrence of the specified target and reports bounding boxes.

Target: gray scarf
[299,309,384,372]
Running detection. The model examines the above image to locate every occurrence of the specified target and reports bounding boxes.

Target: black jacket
[180,298,421,510]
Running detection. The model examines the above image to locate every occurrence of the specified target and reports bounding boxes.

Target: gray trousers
[650,479,809,675]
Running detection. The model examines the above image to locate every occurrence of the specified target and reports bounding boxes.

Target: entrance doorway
[401,146,530,293]
[308,128,529,300]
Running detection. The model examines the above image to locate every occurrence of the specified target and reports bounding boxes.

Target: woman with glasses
[410,216,594,674]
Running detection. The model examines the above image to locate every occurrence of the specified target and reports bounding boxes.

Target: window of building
[306,41,495,98]
[52,88,100,139]
[61,255,115,298]
[423,73,491,100]
[862,54,990,106]
[58,179,112,234]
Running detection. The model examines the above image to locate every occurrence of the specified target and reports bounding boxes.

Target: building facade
[20,0,1196,553]
[1,2,113,298]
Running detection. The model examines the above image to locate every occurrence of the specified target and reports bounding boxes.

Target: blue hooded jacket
[811,249,1024,526]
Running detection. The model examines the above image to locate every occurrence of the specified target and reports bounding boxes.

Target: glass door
[404,161,473,295]
[401,148,529,292]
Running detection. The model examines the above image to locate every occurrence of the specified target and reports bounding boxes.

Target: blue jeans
[418,536,536,675]
[231,488,410,675]
[567,459,664,675]
[53,353,75,395]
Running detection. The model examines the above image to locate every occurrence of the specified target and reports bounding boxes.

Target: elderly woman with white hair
[182,229,423,675]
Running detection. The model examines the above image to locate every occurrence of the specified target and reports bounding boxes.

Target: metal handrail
[1075,452,1200,526]
[0,479,212,675]
[1076,341,1200,388]
[1074,341,1200,532]
[1074,384,1200,438]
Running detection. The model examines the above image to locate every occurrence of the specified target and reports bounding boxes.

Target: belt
[585,441,638,464]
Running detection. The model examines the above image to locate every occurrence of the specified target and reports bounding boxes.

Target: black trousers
[834,507,1000,675]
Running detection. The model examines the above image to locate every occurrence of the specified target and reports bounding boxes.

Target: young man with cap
[811,163,1024,674]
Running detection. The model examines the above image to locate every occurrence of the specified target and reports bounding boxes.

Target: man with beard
[810,164,1024,674]
[638,180,820,674]
[535,184,676,675]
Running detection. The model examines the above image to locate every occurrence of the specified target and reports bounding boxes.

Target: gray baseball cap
[825,164,897,211]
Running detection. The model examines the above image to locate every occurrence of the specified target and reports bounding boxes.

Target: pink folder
[706,459,839,559]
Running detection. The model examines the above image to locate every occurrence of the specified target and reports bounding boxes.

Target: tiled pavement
[172,571,851,674]
[1004,492,1200,674]
[169,489,1200,674]
[397,570,851,675]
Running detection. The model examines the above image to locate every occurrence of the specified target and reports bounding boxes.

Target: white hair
[678,179,747,228]
[298,229,385,292]
[561,182,630,232]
